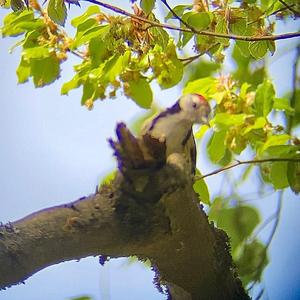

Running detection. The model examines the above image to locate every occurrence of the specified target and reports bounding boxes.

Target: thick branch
[81,0,300,42]
[0,123,249,299]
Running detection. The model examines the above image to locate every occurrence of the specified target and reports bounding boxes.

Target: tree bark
[0,123,249,299]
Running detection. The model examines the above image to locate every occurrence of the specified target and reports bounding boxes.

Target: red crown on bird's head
[192,93,207,104]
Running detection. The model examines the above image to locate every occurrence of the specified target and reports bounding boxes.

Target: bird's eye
[192,102,198,108]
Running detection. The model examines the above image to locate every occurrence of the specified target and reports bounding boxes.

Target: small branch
[278,0,300,17]
[160,0,195,32]
[254,287,265,300]
[179,43,219,65]
[80,0,300,42]
[195,158,300,180]
[248,191,283,292]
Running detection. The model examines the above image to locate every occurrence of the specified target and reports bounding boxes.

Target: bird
[141,93,211,175]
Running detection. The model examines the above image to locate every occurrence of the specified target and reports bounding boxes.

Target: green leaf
[31,55,60,87]
[287,160,300,194]
[264,145,298,157]
[187,12,212,30]
[240,82,251,99]
[236,240,268,285]
[165,4,192,21]
[270,162,289,189]
[273,97,295,115]
[249,41,268,59]
[207,130,226,163]
[241,117,266,135]
[22,46,50,59]
[140,0,155,14]
[47,0,67,26]
[230,19,247,35]
[103,51,130,83]
[213,113,247,128]
[71,5,100,27]
[149,27,169,50]
[261,134,290,153]
[215,18,229,45]
[254,79,275,117]
[183,77,218,98]
[127,78,153,109]
[154,42,183,89]
[72,23,109,48]
[16,57,30,83]
[211,205,260,251]
[61,74,82,95]
[1,10,34,37]
[193,176,210,205]
[81,79,94,104]
[195,124,209,139]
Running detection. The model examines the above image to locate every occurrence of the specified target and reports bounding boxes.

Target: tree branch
[0,123,249,299]
[278,0,300,17]
[81,0,300,42]
[160,0,195,31]
[196,158,300,180]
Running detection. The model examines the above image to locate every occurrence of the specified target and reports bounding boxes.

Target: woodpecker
[141,93,211,174]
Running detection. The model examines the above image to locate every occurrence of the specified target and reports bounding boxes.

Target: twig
[195,158,300,180]
[80,0,300,42]
[254,287,265,300]
[160,0,195,31]
[278,0,300,17]
[179,53,202,62]
[250,213,276,241]
[248,191,283,291]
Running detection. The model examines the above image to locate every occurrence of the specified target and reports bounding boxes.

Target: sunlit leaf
[187,12,212,30]
[61,74,82,95]
[213,113,247,128]
[71,5,100,27]
[22,46,50,59]
[195,124,209,139]
[127,78,153,109]
[242,117,266,135]
[261,134,290,153]
[193,176,210,205]
[207,130,226,163]
[273,97,295,115]
[249,41,268,59]
[31,55,60,87]
[165,4,192,21]
[1,9,34,36]
[183,77,218,98]
[254,79,275,117]
[140,0,155,14]
[16,57,30,83]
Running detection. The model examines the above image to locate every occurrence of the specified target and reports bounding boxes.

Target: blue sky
[1,1,300,299]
